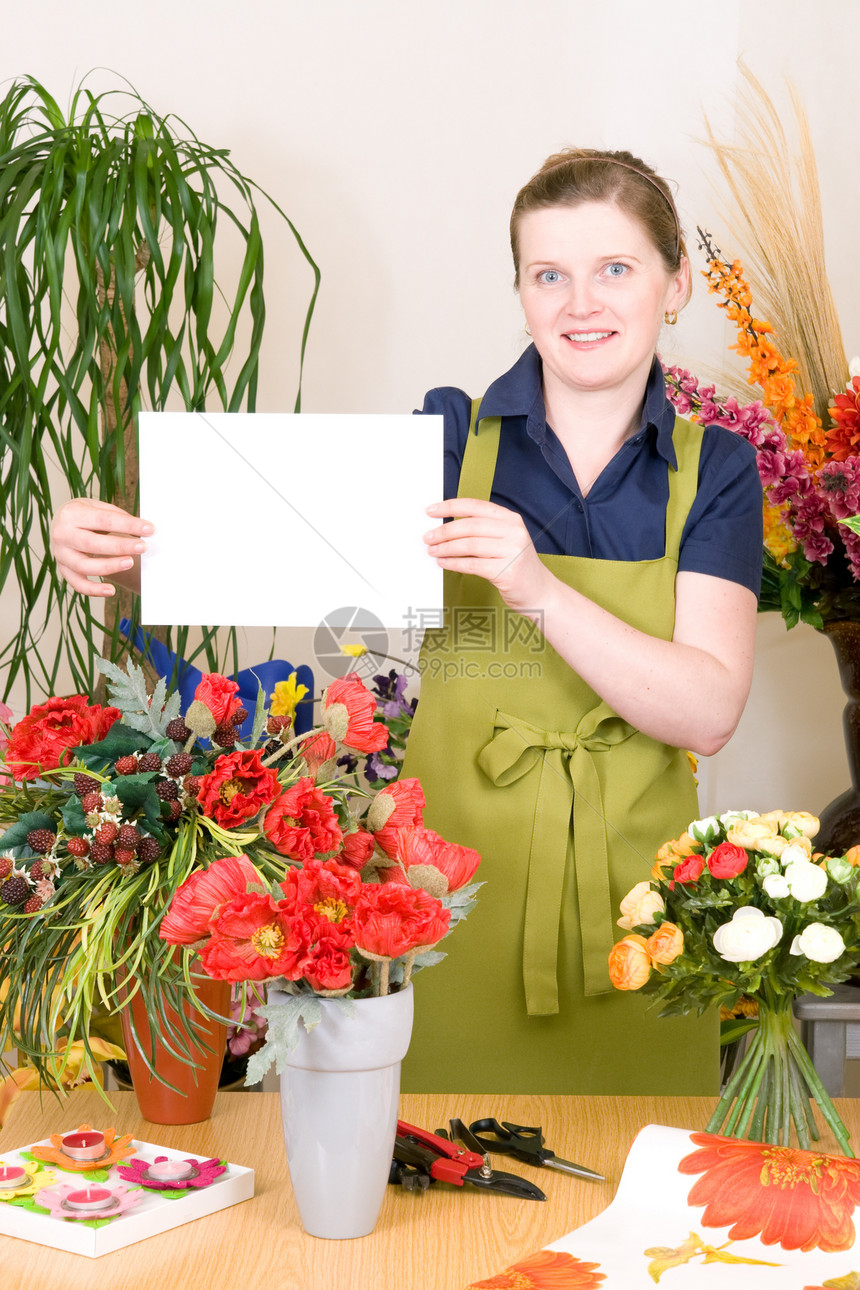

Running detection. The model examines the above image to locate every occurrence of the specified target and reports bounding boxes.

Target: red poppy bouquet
[0,661,480,1094]
[609,809,860,1155]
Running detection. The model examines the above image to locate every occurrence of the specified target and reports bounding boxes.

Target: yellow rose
[646,922,684,965]
[607,935,652,991]
[617,881,665,930]
[726,819,780,850]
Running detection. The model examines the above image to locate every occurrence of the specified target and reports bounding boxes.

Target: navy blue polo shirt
[419,345,763,595]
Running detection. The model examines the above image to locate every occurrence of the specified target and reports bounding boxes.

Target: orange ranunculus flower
[652,832,699,880]
[646,922,684,965]
[466,1249,605,1288]
[607,935,651,991]
[322,674,389,753]
[679,1132,860,1253]
[845,845,860,868]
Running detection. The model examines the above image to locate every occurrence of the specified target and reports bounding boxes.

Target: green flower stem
[706,996,854,1155]
[787,1023,853,1157]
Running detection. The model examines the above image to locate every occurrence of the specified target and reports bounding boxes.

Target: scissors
[468,1118,605,1182]
[392,1120,546,1200]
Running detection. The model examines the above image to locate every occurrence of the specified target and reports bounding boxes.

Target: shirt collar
[475,345,678,468]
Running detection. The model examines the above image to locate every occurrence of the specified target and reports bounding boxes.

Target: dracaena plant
[0,73,319,706]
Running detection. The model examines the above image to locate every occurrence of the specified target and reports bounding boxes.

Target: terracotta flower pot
[119,973,230,1125]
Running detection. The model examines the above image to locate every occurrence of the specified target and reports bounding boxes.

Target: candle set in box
[0,1125,254,1258]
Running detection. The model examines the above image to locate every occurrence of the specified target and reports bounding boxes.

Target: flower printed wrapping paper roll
[464,1126,860,1288]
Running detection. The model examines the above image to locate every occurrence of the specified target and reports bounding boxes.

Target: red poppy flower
[669,854,705,890]
[707,841,748,879]
[196,750,281,829]
[279,856,361,924]
[263,778,343,861]
[339,827,376,869]
[301,922,354,992]
[6,696,121,781]
[353,884,450,960]
[384,825,480,892]
[193,673,241,725]
[201,892,309,981]
[367,778,426,857]
[466,1249,605,1288]
[322,675,389,753]
[679,1131,860,1252]
[160,855,261,945]
[297,730,338,778]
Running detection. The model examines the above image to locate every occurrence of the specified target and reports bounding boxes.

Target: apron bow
[478,706,635,1012]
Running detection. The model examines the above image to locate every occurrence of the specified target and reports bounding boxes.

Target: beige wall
[2,0,859,816]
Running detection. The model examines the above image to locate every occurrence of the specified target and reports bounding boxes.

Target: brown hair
[510,148,690,302]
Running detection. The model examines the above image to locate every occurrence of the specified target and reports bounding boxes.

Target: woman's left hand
[424,497,550,615]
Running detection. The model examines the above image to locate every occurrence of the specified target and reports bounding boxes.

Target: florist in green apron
[401,148,762,1095]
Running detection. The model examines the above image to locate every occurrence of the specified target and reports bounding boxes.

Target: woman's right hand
[50,498,153,597]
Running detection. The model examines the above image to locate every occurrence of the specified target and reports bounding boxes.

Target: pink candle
[0,1166,26,1190]
[64,1186,115,1212]
[145,1159,196,1182]
[61,1131,106,1162]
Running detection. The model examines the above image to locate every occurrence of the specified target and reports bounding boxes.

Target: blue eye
[538,269,561,284]
[605,263,628,278]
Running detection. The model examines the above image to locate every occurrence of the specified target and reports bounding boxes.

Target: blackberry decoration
[232,707,249,726]
[136,837,161,863]
[183,774,201,798]
[74,773,101,797]
[165,753,193,778]
[138,752,163,773]
[81,791,102,814]
[29,860,47,881]
[26,828,56,854]
[115,755,139,775]
[1,876,30,905]
[166,717,192,742]
[0,858,14,881]
[167,800,183,821]
[155,779,179,802]
[89,842,114,866]
[95,821,119,845]
[116,824,140,851]
[23,894,44,914]
[212,724,237,748]
[66,837,90,858]
[114,848,137,866]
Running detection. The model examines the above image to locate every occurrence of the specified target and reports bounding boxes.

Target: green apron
[400,399,719,1095]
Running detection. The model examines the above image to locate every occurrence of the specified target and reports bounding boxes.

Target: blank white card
[138,412,443,629]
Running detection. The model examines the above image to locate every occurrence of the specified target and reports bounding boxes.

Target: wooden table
[1,1090,855,1289]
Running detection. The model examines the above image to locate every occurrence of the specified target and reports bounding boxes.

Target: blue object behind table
[119,620,314,739]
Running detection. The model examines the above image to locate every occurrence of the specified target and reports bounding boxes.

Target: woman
[398,149,762,1095]
[51,147,762,1095]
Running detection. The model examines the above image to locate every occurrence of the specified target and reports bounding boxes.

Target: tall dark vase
[816,620,860,855]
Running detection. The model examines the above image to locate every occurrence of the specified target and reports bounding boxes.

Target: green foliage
[0,74,319,705]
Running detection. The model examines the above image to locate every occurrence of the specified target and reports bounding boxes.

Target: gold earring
[524,322,532,337]
[664,310,678,325]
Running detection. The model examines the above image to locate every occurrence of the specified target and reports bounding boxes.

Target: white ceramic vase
[273,984,414,1239]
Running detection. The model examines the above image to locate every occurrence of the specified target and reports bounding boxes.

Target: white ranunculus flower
[784,860,828,902]
[849,356,860,379]
[790,923,845,964]
[779,841,814,867]
[689,816,720,844]
[712,906,783,963]
[756,856,781,878]
[827,857,854,885]
[719,810,757,828]
[762,873,790,899]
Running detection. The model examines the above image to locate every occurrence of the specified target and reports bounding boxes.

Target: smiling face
[517,201,688,405]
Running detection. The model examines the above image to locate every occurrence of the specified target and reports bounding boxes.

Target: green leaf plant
[0,73,320,706]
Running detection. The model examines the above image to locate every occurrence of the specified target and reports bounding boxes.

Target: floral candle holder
[0,1161,55,1200]
[35,1183,144,1222]
[31,1125,136,1173]
[117,1156,225,1192]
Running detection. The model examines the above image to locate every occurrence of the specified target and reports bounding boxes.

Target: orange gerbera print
[679,1131,860,1253]
[465,1249,605,1288]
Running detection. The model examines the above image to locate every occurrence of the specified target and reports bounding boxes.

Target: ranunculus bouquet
[609,810,860,1156]
[0,661,479,1097]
